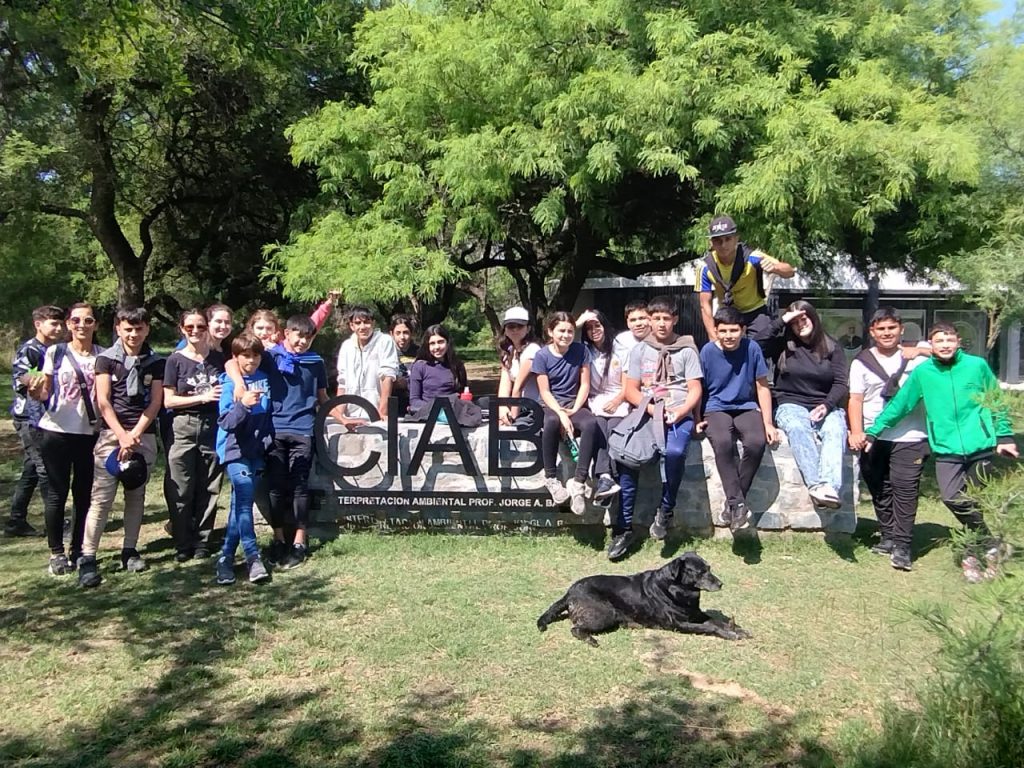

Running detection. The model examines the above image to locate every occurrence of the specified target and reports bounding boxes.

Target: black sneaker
[215,556,236,585]
[265,539,287,566]
[193,546,211,560]
[729,502,749,532]
[649,508,672,541]
[48,554,72,576]
[890,545,912,572]
[121,548,148,573]
[175,549,194,563]
[5,519,43,537]
[870,538,895,556]
[279,544,307,570]
[606,528,635,561]
[77,556,101,588]
[719,502,733,528]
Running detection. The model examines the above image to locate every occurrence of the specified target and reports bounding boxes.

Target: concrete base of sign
[309,419,858,535]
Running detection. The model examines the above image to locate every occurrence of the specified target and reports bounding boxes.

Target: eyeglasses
[183,324,208,332]
[68,317,96,326]
[504,322,526,330]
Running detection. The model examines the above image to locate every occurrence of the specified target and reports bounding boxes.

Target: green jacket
[867,350,1013,456]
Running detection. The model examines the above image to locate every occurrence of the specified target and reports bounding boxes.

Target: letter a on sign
[407,398,479,476]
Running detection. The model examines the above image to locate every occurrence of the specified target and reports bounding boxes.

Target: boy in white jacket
[334,306,400,425]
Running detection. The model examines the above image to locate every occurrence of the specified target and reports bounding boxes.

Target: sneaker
[121,549,148,573]
[566,478,587,516]
[215,556,236,585]
[729,502,749,532]
[820,486,842,509]
[5,519,43,537]
[279,544,307,570]
[890,545,912,571]
[248,557,270,584]
[606,528,635,561]
[870,538,895,556]
[194,545,211,560]
[718,502,733,528]
[77,556,101,588]
[48,554,72,576]
[544,477,569,505]
[594,475,621,500]
[961,555,985,584]
[265,539,287,566]
[175,549,194,563]
[649,508,672,541]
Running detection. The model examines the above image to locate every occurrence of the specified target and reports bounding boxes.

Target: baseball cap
[502,307,530,326]
[708,215,738,237]
[104,450,149,491]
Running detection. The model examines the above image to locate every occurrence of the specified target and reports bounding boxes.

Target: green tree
[940,35,1024,350]
[276,0,984,316]
[0,0,360,314]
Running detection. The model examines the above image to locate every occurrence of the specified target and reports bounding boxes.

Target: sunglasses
[68,317,96,326]
[183,324,208,332]
[504,322,526,330]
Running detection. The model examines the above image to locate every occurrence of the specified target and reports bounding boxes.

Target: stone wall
[309,419,858,535]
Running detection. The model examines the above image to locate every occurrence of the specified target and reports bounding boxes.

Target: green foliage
[0,0,361,313]
[940,39,1024,348]
[281,0,987,311]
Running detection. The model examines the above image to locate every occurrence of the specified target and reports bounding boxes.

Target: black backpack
[703,243,765,307]
[854,349,908,402]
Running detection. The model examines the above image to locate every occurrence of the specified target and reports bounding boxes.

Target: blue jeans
[774,403,847,493]
[222,460,261,562]
[616,417,694,531]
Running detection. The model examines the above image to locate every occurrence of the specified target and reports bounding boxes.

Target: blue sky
[989,0,1017,23]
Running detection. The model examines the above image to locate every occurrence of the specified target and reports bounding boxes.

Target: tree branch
[36,203,90,221]
[590,249,690,280]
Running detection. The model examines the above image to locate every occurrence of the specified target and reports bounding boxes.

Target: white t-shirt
[612,330,645,362]
[849,347,928,442]
[38,343,104,435]
[588,348,629,417]
[508,342,541,403]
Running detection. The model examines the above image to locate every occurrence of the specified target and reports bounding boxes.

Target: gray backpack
[608,393,666,469]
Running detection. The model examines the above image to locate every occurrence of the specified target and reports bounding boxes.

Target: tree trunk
[78,88,147,308]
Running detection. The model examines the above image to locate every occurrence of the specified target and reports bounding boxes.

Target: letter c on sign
[314,395,381,479]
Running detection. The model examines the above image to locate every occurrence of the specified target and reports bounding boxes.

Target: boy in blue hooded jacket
[215,334,273,585]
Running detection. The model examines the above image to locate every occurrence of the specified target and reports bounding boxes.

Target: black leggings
[267,434,313,532]
[703,409,767,506]
[39,430,97,556]
[541,407,599,482]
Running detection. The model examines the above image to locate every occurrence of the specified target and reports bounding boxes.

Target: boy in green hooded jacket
[867,322,1017,560]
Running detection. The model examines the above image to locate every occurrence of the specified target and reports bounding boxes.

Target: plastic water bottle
[565,435,580,461]
[460,386,473,401]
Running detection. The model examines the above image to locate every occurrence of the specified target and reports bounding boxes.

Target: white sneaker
[567,478,587,516]
[808,484,833,507]
[545,477,569,504]
[820,486,841,509]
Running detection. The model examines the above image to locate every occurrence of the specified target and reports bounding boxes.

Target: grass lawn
[0,408,992,768]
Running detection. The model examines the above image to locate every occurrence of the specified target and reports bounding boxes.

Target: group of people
[7,298,339,587]
[4,216,1017,582]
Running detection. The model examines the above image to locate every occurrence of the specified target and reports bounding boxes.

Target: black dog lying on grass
[537,552,751,646]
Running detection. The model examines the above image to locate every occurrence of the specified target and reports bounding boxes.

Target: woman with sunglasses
[162,308,227,560]
[28,303,104,575]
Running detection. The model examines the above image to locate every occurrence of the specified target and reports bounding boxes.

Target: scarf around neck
[643,335,698,386]
[271,343,323,375]
[99,340,156,397]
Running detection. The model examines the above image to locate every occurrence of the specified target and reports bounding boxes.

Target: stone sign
[309,396,858,534]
